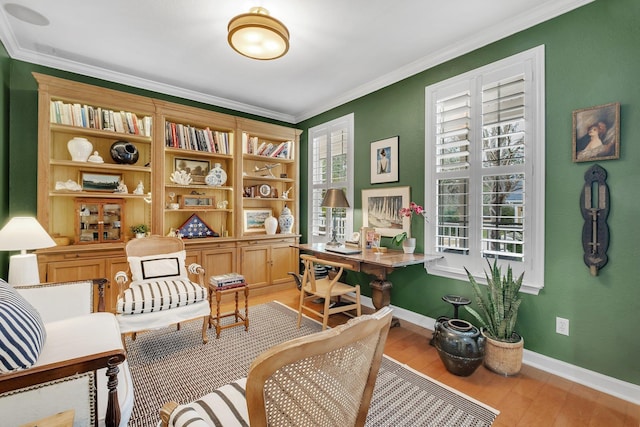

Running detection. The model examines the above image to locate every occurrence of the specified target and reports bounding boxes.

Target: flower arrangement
[391,201,428,246]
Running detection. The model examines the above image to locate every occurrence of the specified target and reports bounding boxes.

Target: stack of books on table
[209,273,246,290]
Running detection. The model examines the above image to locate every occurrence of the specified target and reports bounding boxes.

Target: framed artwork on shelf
[370,136,399,184]
[178,195,214,208]
[80,171,122,192]
[174,157,210,184]
[243,208,273,233]
[362,186,410,237]
[572,102,620,162]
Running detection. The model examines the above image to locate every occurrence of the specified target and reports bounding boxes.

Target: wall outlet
[556,317,569,336]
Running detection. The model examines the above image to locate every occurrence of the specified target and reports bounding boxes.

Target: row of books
[165,122,231,154]
[209,273,246,289]
[49,100,152,136]
[242,133,293,159]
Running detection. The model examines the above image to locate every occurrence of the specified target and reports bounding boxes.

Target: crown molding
[0,0,594,125]
[293,0,594,122]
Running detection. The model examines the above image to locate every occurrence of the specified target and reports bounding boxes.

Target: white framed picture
[370,136,399,184]
[362,186,410,237]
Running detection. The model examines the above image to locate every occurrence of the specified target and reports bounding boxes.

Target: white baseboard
[360,296,640,405]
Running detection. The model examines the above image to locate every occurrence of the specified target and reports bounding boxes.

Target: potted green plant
[464,259,524,376]
[391,201,427,253]
[130,224,149,238]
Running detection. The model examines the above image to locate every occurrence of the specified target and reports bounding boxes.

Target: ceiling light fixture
[228,7,289,60]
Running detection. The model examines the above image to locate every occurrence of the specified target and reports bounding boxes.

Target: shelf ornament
[170,170,192,185]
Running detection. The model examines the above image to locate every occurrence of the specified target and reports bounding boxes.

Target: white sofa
[0,279,133,427]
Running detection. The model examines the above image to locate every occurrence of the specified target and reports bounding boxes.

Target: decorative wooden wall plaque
[579,164,610,276]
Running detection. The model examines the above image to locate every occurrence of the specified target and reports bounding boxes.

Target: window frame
[424,46,545,294]
[307,113,354,245]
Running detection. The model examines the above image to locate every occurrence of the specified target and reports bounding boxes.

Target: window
[425,46,545,294]
[307,114,354,244]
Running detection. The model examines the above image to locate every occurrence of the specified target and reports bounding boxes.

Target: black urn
[432,319,485,376]
[110,140,139,164]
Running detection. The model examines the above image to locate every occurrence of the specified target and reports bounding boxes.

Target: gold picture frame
[572,102,620,162]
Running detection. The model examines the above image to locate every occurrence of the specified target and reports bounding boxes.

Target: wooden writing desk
[293,243,441,326]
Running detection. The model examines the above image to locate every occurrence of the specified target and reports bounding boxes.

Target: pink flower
[393,202,428,246]
[400,202,426,218]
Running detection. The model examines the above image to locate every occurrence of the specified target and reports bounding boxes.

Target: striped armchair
[114,235,210,344]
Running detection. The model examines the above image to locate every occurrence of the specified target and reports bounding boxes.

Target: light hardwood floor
[221,287,639,427]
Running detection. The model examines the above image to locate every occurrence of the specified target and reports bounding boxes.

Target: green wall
[0,41,10,277]
[298,0,640,386]
[2,0,638,386]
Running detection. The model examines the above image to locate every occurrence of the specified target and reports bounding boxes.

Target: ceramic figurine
[133,180,144,194]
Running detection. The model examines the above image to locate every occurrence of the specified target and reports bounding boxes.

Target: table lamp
[0,217,56,285]
[321,188,350,247]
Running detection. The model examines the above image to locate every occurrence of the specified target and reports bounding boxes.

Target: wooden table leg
[369,279,400,327]
[244,286,249,331]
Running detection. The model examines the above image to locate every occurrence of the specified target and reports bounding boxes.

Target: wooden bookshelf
[34,73,302,311]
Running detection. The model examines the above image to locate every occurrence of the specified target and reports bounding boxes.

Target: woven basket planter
[482,331,523,376]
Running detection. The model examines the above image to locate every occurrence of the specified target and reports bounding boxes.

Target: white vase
[67,137,93,162]
[279,205,294,234]
[402,238,416,254]
[205,163,227,186]
[264,215,278,235]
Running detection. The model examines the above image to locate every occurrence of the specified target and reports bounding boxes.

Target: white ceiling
[0,1,592,123]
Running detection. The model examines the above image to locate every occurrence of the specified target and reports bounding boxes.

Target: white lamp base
[8,253,41,285]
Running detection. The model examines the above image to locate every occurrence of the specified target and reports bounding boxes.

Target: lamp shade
[321,189,350,208]
[0,217,56,252]
[0,217,56,285]
[228,7,289,60]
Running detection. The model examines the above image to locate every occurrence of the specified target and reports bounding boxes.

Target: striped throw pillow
[169,378,248,427]
[0,279,47,372]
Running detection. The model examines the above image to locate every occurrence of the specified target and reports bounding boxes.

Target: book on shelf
[48,100,149,136]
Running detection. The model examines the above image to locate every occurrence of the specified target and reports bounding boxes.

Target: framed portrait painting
[362,186,410,237]
[370,136,399,184]
[572,102,620,162]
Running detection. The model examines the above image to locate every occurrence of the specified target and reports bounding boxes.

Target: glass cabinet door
[76,198,124,244]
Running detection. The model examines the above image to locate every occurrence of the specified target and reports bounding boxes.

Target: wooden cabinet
[200,243,237,278]
[238,236,299,293]
[34,73,301,306]
[38,246,126,313]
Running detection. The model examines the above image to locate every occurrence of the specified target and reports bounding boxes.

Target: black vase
[110,140,139,164]
[432,319,485,376]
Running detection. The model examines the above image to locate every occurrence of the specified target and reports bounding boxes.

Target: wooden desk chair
[114,235,210,344]
[298,254,361,330]
[159,307,393,427]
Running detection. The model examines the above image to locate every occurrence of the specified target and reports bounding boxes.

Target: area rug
[125,302,499,426]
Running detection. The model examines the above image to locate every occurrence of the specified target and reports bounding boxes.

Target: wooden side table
[208,282,249,339]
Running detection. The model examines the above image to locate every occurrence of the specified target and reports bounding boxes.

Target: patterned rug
[125,302,499,426]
